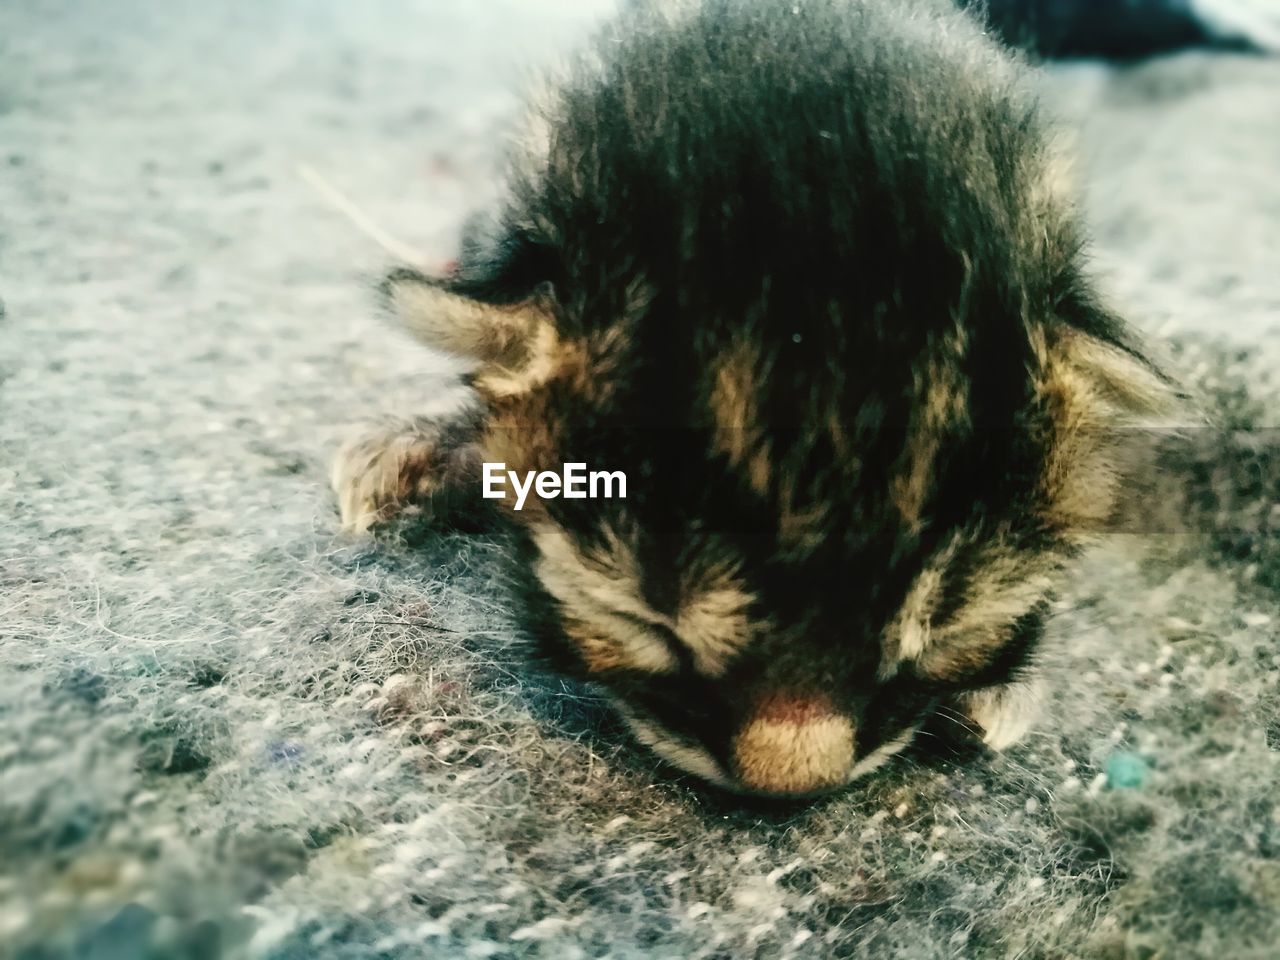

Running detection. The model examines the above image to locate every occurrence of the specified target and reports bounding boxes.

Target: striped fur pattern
[335,0,1181,797]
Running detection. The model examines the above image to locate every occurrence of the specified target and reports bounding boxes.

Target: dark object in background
[969,0,1258,59]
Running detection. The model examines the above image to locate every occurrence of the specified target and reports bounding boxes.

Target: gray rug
[3,2,1279,957]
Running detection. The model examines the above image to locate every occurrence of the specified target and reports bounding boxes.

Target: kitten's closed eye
[531,525,755,680]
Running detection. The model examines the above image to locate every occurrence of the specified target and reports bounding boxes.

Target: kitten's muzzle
[731,692,856,796]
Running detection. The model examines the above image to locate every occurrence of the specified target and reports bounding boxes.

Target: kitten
[333,0,1181,797]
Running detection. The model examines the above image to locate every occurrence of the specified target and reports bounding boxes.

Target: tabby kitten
[333,0,1180,797]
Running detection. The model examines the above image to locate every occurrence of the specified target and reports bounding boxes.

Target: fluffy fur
[337,0,1185,796]
[2,1,1279,957]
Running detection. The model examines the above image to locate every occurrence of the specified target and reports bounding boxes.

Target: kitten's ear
[1037,319,1193,427]
[380,267,559,396]
[1034,314,1200,533]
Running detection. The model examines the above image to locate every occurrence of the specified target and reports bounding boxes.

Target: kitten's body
[334,0,1180,797]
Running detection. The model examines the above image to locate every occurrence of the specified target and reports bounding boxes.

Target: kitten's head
[385,0,1180,795]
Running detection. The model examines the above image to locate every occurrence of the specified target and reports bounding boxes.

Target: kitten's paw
[951,676,1045,752]
[330,423,448,534]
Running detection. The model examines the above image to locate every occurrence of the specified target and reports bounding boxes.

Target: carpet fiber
[2,2,1279,957]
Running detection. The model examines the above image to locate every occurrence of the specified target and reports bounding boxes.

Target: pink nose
[732,693,856,795]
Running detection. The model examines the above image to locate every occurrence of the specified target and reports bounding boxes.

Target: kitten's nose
[732,693,856,795]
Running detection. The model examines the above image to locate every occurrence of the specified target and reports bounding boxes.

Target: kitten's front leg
[331,404,485,534]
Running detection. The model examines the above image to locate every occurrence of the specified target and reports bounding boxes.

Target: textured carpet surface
[2,2,1278,958]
